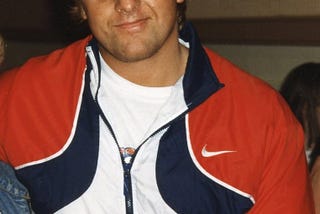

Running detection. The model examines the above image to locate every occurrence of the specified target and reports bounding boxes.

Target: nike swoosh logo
[201,145,236,157]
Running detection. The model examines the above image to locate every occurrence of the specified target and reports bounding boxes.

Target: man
[0,0,315,213]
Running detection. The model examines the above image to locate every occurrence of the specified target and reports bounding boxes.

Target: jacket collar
[85,21,224,110]
[180,21,224,110]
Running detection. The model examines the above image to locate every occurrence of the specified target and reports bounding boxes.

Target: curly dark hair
[69,0,187,30]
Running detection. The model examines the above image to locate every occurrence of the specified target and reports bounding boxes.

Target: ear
[79,4,87,20]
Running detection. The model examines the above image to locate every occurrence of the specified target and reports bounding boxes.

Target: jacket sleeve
[249,94,315,213]
[0,69,17,162]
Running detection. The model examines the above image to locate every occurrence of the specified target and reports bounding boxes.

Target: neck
[100,32,189,87]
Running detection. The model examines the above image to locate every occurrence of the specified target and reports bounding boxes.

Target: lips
[114,18,149,32]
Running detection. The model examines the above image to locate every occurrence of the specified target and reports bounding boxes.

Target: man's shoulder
[203,47,281,107]
[201,47,292,124]
[13,36,90,75]
[204,48,273,91]
[0,37,91,167]
[0,36,90,98]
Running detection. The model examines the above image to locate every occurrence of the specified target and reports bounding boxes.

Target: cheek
[83,2,112,24]
[86,11,111,35]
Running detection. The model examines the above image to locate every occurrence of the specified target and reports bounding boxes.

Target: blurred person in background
[280,62,320,213]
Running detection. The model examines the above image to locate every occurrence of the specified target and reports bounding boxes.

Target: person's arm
[311,157,320,214]
[0,161,33,213]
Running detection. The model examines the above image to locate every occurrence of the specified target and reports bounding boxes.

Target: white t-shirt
[58,42,189,213]
[98,55,173,149]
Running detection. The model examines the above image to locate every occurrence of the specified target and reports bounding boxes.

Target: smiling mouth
[115,18,148,32]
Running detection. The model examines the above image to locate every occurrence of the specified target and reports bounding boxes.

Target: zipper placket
[87,47,137,213]
[97,102,188,214]
[96,106,135,213]
[87,46,190,213]
[123,158,133,213]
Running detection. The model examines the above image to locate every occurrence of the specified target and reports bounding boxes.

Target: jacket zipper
[87,46,190,213]
[96,98,188,214]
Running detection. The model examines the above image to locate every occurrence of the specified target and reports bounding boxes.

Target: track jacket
[0,22,314,213]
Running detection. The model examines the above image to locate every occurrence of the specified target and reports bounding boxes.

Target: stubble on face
[86,0,179,64]
[100,19,177,63]
[82,0,188,87]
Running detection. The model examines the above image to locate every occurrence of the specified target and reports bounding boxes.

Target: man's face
[81,0,184,63]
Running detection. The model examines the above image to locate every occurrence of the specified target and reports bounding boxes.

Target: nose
[115,0,140,15]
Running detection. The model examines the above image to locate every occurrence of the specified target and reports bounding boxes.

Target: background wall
[208,44,320,89]
[1,41,64,71]
[187,0,320,18]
